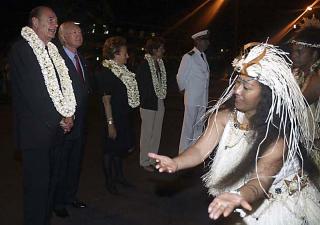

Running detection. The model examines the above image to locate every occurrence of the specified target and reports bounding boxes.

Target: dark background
[1,0,318,100]
[0,0,317,53]
[0,0,318,93]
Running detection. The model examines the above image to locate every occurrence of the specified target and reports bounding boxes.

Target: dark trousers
[22,133,64,225]
[54,137,84,208]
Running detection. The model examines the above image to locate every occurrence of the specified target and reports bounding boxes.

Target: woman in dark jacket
[96,36,139,194]
[136,37,167,171]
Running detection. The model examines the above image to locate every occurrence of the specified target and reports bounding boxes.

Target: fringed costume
[202,43,320,224]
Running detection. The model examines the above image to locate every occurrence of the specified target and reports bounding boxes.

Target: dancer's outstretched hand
[208,192,252,220]
[148,153,178,173]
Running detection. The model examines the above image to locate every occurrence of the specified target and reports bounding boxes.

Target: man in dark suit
[9,6,75,225]
[53,21,90,217]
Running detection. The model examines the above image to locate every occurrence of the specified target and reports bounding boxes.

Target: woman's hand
[148,153,178,173]
[208,192,252,220]
[107,124,117,139]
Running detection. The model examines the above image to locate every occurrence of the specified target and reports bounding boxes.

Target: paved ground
[0,80,234,225]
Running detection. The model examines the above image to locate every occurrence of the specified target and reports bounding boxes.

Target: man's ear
[194,39,200,47]
[151,48,157,56]
[32,17,39,29]
[59,35,66,45]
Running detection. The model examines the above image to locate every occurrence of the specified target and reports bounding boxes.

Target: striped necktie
[74,54,84,83]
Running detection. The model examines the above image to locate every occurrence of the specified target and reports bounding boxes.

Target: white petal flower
[21,26,76,117]
[144,54,167,99]
[102,60,140,108]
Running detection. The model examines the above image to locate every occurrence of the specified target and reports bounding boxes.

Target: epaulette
[187,50,195,56]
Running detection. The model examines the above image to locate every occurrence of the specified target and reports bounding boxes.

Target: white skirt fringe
[240,182,320,225]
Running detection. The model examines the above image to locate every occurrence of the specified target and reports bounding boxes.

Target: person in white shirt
[177,30,210,153]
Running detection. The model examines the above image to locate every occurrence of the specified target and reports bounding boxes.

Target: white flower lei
[144,54,167,99]
[102,59,140,108]
[21,26,76,117]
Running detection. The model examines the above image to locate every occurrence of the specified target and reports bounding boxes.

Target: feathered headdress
[299,14,320,30]
[290,14,320,48]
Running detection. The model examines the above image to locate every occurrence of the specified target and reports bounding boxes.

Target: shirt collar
[63,46,77,60]
[193,47,204,56]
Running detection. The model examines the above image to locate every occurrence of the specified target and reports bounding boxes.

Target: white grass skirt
[241,177,320,225]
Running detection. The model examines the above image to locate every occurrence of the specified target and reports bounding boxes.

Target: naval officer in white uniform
[177,30,210,153]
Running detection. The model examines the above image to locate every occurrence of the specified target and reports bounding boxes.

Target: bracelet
[234,208,246,218]
[230,190,247,218]
[230,190,241,196]
[107,117,113,125]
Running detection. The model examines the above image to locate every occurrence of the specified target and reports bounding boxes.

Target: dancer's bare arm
[149,109,230,173]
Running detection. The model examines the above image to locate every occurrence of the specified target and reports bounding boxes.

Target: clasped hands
[60,116,74,133]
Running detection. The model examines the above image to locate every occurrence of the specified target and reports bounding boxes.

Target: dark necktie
[201,52,209,71]
[74,54,84,83]
[200,53,205,61]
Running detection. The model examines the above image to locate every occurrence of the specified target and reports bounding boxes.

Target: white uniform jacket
[176,47,210,107]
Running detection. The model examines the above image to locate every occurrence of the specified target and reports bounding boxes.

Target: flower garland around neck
[102,59,140,108]
[144,54,167,99]
[21,26,76,117]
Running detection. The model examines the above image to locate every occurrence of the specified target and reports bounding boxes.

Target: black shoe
[72,200,87,208]
[53,208,70,218]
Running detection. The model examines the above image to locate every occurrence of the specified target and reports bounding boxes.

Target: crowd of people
[7,5,320,225]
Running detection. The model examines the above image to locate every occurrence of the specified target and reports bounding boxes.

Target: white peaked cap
[191,30,209,39]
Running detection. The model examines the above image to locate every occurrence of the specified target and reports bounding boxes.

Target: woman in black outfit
[96,36,139,194]
[136,37,166,171]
